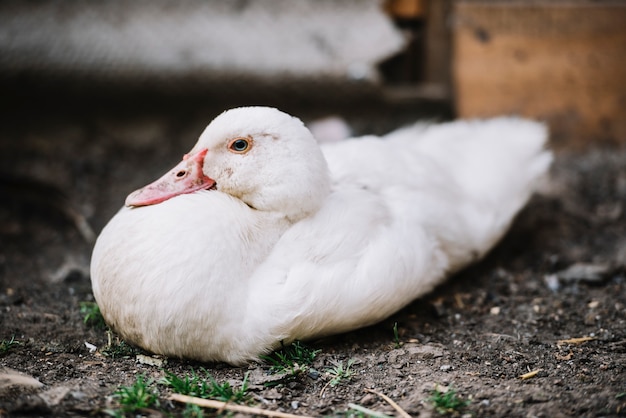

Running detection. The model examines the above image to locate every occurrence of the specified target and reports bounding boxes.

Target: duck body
[91,107,551,364]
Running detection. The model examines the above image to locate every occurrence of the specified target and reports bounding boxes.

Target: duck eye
[228,138,251,153]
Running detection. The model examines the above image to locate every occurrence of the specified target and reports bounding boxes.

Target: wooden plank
[424,0,452,87]
[452,2,626,146]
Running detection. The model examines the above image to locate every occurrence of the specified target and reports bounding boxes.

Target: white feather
[90,107,551,364]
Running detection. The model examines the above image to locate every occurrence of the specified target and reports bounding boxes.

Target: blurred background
[0,0,625,278]
[2,0,624,142]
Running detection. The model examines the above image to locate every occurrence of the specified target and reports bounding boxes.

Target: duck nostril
[176,170,187,178]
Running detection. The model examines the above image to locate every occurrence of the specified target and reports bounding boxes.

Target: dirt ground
[0,93,625,418]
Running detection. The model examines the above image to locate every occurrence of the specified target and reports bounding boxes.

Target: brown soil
[1,100,625,418]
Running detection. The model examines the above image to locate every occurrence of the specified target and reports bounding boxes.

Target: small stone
[70,390,87,401]
[248,369,292,387]
[490,306,501,315]
[136,354,165,367]
[0,368,44,397]
[587,300,600,309]
[557,263,611,283]
[291,401,299,409]
[544,274,560,292]
[405,343,445,360]
[440,364,453,372]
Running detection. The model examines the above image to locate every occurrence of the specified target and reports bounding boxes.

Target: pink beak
[125,149,216,207]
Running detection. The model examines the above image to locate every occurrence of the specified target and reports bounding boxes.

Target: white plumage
[90,107,551,364]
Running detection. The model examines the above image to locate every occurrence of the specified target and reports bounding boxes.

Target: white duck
[91,107,551,365]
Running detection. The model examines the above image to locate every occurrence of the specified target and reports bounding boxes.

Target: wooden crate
[452,2,626,146]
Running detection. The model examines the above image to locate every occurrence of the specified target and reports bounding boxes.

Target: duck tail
[389,116,552,260]
[445,117,552,213]
[454,117,553,255]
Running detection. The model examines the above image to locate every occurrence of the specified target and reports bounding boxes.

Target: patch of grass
[160,369,250,404]
[0,335,20,355]
[101,331,138,358]
[392,322,402,348]
[326,358,356,387]
[429,386,470,415]
[343,409,368,418]
[80,301,106,329]
[160,369,213,399]
[261,341,321,374]
[109,374,159,416]
[210,373,249,404]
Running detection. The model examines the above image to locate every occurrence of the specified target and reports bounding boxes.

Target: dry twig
[169,393,313,418]
[519,369,542,380]
[364,388,412,418]
[557,336,596,345]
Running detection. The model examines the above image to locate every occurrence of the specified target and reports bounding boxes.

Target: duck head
[125,107,331,221]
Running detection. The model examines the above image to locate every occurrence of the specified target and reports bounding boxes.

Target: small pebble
[136,354,165,367]
[544,274,560,292]
[307,368,320,379]
[440,364,453,372]
[70,391,87,401]
[558,263,610,283]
